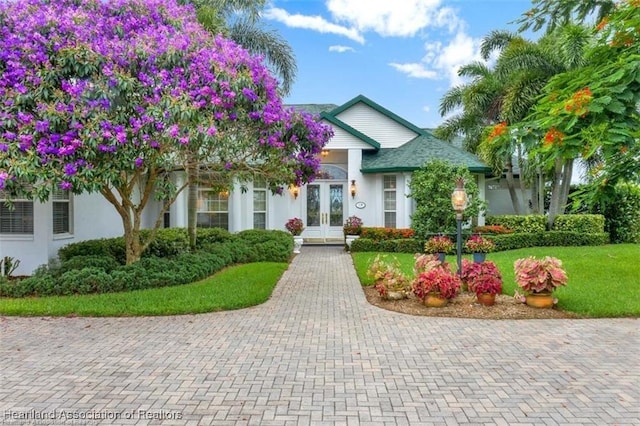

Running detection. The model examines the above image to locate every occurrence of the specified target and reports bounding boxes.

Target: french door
[304,182,346,241]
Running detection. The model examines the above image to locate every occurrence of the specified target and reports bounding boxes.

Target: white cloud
[424,31,482,86]
[422,105,431,113]
[329,45,356,53]
[326,0,454,37]
[264,7,365,44]
[388,62,438,79]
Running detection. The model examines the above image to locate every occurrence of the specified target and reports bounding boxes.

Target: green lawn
[352,244,640,318]
[0,262,287,317]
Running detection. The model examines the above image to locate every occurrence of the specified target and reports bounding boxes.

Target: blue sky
[263,0,535,128]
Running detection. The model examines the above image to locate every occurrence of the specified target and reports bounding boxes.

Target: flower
[514,256,568,294]
[285,218,304,236]
[413,253,445,275]
[412,267,461,300]
[461,259,503,296]
[367,254,410,298]
[343,215,363,235]
[424,235,454,254]
[464,234,496,253]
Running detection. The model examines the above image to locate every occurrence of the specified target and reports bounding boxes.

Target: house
[1,95,492,275]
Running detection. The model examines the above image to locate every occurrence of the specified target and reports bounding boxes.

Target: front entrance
[304,181,346,242]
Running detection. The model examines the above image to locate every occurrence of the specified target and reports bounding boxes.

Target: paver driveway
[1,246,638,425]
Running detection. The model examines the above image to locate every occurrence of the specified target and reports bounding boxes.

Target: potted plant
[464,234,496,263]
[367,254,409,300]
[514,256,568,308]
[412,264,461,307]
[461,259,502,306]
[424,235,454,262]
[343,215,363,251]
[413,253,444,275]
[285,218,305,253]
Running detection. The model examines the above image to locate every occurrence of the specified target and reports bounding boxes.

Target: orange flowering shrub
[564,87,593,116]
[485,121,508,144]
[543,127,565,147]
[360,227,415,240]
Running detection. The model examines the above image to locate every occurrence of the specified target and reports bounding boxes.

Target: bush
[350,238,423,253]
[58,237,126,264]
[602,183,640,243]
[551,214,605,234]
[56,268,114,296]
[489,232,609,251]
[141,228,190,258]
[472,225,514,234]
[486,215,546,233]
[60,255,120,273]
[360,227,415,240]
[195,227,233,247]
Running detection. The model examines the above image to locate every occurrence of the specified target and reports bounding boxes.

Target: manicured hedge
[359,227,415,240]
[551,214,605,234]
[489,232,609,251]
[350,238,423,253]
[0,229,292,298]
[486,215,547,233]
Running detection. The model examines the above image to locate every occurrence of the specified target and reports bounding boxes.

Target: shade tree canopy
[0,0,332,263]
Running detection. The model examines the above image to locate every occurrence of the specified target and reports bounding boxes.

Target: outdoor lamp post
[451,178,468,276]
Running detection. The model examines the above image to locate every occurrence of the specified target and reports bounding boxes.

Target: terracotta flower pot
[476,292,496,306]
[424,293,448,308]
[525,292,554,309]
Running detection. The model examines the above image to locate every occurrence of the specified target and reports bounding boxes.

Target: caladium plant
[514,256,568,294]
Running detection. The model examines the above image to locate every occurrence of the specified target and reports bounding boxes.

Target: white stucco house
[1,94,493,275]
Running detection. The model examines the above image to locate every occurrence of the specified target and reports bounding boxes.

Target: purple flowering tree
[0,0,332,264]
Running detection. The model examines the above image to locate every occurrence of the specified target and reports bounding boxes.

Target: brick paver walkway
[1,246,638,425]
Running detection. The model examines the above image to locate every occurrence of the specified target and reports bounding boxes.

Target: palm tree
[435,25,593,219]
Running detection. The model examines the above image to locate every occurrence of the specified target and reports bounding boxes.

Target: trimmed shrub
[603,183,640,243]
[195,227,233,247]
[60,255,120,273]
[541,231,609,246]
[472,225,514,234]
[486,215,546,233]
[56,268,113,296]
[360,227,415,240]
[58,237,126,264]
[350,238,423,253]
[551,214,605,234]
[141,228,190,258]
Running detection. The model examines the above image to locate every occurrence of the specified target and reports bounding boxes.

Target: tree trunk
[504,159,522,215]
[547,158,574,229]
[187,162,198,250]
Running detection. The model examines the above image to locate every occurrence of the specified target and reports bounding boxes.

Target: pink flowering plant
[413,254,446,275]
[343,215,363,235]
[464,234,496,253]
[285,218,304,236]
[461,259,503,296]
[412,265,461,300]
[0,0,332,264]
[424,235,454,254]
[367,254,410,298]
[514,256,568,294]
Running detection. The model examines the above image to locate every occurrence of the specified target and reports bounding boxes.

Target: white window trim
[52,189,73,237]
[383,175,397,228]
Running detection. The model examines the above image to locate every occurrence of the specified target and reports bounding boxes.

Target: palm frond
[229,20,297,95]
[480,30,519,60]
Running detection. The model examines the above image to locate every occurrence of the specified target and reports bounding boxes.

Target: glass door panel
[329,184,344,227]
[306,184,320,227]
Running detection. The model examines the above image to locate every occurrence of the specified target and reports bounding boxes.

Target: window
[0,192,34,235]
[253,177,267,229]
[197,189,229,230]
[383,175,396,228]
[52,189,72,234]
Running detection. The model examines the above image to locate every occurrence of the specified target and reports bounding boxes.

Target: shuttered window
[0,194,34,234]
[52,189,72,234]
[253,177,267,229]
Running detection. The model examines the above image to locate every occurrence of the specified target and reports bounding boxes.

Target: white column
[477,174,486,226]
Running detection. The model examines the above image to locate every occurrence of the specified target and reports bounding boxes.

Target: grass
[352,244,640,318]
[0,262,287,317]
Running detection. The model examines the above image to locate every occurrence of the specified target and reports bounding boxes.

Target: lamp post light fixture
[451,177,469,276]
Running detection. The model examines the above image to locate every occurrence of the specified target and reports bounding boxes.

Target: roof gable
[320,113,380,149]
[361,134,491,174]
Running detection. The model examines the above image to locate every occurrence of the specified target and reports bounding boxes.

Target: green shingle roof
[361,133,491,174]
[287,104,338,116]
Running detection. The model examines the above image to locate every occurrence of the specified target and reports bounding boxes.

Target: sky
[262,0,536,128]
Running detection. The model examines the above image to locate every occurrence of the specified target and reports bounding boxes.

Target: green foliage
[60,255,121,274]
[409,160,484,237]
[486,215,547,233]
[0,262,287,317]
[2,229,293,298]
[353,244,640,317]
[140,228,190,258]
[598,183,640,243]
[551,214,605,234]
[350,238,423,254]
[194,227,233,247]
[490,232,608,251]
[58,238,126,264]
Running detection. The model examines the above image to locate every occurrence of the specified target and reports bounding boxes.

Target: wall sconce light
[290,185,299,200]
[321,149,330,157]
[350,180,357,199]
